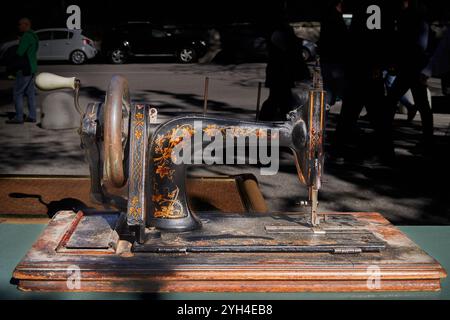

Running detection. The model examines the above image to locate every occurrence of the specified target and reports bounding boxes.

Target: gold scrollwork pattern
[151,122,275,219]
[152,124,195,219]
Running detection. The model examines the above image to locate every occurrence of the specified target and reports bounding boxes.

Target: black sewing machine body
[76,73,329,244]
[39,73,387,254]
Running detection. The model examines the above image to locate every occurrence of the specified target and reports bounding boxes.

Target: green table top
[1,223,449,300]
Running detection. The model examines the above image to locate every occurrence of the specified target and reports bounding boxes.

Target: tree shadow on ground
[143,89,255,117]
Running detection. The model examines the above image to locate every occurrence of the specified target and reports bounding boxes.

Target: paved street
[1,62,449,225]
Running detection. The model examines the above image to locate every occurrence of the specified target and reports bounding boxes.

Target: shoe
[5,119,24,124]
[24,117,36,123]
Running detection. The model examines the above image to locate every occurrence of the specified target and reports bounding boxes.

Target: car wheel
[70,50,87,65]
[110,49,127,64]
[302,47,311,62]
[178,47,197,63]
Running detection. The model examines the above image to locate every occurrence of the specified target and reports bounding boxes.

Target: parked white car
[0,28,97,65]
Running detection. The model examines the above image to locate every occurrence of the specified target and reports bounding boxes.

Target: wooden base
[13,211,446,292]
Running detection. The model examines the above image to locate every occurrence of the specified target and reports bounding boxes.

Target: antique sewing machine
[12,71,445,292]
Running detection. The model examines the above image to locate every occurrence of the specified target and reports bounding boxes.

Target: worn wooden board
[13,211,446,292]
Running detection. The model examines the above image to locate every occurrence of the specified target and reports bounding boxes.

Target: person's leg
[261,86,291,121]
[279,86,294,118]
[334,82,364,153]
[441,72,450,96]
[12,73,27,122]
[398,90,418,122]
[259,87,279,121]
[332,64,345,104]
[410,79,434,143]
[385,73,416,119]
[365,78,395,160]
[25,75,37,121]
[321,62,336,106]
[386,72,413,120]
[258,99,273,121]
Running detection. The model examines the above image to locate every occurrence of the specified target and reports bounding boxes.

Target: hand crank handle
[35,72,78,90]
[35,72,83,115]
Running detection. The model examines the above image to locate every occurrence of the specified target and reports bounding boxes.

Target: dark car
[213,24,317,64]
[102,22,207,64]
[214,25,269,63]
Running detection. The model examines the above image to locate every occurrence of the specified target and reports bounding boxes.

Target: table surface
[1,223,449,300]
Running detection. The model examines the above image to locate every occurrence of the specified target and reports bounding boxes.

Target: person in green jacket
[6,18,39,124]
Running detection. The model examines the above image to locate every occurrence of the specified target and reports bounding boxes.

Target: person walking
[6,18,39,124]
[259,20,309,121]
[423,27,450,95]
[387,0,433,146]
[319,0,348,107]
[333,0,397,164]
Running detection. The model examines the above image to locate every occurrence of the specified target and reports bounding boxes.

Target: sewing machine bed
[13,211,446,292]
[133,213,386,253]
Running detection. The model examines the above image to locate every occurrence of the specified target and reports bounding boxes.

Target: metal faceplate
[56,211,121,253]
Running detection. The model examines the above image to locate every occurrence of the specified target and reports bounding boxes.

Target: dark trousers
[321,62,345,106]
[13,73,36,121]
[386,70,434,142]
[335,73,394,158]
[259,86,293,121]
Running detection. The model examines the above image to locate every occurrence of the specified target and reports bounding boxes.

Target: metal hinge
[333,247,362,254]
